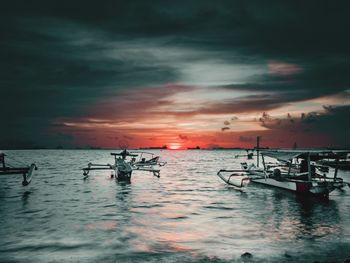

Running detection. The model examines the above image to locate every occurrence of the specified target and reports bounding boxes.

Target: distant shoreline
[2,147,350,151]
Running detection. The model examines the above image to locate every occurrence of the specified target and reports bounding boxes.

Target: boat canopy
[111,150,138,157]
[261,150,349,162]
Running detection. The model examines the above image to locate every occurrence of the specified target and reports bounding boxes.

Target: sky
[1,0,350,149]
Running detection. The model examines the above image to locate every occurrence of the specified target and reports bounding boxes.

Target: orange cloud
[51,84,349,149]
[268,60,303,76]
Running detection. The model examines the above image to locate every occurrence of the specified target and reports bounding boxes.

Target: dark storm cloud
[220,59,350,105]
[257,105,350,146]
[1,5,180,147]
[3,0,350,57]
[1,0,350,147]
[155,94,288,117]
[12,0,345,56]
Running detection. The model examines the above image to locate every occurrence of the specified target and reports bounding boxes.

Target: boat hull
[251,177,333,196]
[116,171,132,182]
[22,164,36,186]
[116,161,133,182]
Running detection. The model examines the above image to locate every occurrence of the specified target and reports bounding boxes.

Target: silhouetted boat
[187,146,201,150]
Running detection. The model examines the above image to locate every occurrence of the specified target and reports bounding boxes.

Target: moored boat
[82,149,166,182]
[240,150,349,197]
[0,152,37,186]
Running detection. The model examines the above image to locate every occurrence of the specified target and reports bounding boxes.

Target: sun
[168,143,182,150]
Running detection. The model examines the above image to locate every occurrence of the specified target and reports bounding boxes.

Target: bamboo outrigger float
[0,152,37,186]
[318,153,350,170]
[82,150,166,182]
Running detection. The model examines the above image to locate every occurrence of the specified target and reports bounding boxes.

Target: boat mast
[287,161,292,176]
[256,136,260,167]
[307,153,312,182]
[261,153,266,170]
[334,156,339,179]
[0,153,5,169]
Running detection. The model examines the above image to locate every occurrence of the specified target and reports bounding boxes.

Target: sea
[0,150,350,263]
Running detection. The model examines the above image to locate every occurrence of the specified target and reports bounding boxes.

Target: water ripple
[0,149,349,262]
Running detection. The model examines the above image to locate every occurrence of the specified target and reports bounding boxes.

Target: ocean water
[0,150,350,263]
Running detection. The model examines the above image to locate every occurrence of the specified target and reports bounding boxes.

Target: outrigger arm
[133,166,160,177]
[0,153,37,186]
[83,163,114,176]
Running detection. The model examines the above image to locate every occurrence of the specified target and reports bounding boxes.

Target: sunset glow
[168,143,183,150]
[2,1,350,149]
[3,3,350,263]
[50,84,349,149]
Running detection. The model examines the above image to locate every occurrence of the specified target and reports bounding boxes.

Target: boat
[238,150,349,197]
[187,146,201,150]
[0,152,37,186]
[130,151,166,176]
[218,150,350,196]
[82,149,166,182]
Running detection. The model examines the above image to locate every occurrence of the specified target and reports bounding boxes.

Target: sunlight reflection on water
[0,150,349,262]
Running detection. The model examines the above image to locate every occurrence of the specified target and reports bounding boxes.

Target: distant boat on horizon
[187,146,201,150]
[139,145,168,150]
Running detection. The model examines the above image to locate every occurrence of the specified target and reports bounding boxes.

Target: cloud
[256,105,350,146]
[268,60,303,76]
[1,1,350,147]
[239,136,254,143]
[178,134,189,140]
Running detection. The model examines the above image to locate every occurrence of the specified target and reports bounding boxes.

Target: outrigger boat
[217,149,350,197]
[0,152,37,186]
[131,151,166,173]
[82,150,166,182]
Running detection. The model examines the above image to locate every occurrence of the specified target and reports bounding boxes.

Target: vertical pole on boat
[0,153,5,168]
[287,162,292,176]
[334,157,339,179]
[256,136,260,168]
[262,154,266,170]
[307,153,312,182]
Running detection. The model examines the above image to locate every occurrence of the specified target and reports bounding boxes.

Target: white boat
[0,152,37,186]
[129,151,166,177]
[82,149,166,182]
[240,150,349,197]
